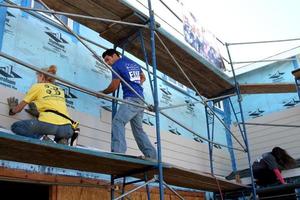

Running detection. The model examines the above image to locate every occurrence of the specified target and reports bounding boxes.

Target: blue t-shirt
[112,56,144,99]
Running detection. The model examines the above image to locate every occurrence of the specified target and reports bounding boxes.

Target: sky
[176,0,300,74]
[182,0,300,43]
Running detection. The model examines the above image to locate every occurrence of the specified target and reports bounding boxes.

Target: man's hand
[7,97,19,115]
[102,79,121,95]
[25,102,39,117]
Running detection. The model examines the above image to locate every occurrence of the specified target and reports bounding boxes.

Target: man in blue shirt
[101,49,157,159]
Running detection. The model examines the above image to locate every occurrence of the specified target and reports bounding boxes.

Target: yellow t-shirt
[23,83,71,125]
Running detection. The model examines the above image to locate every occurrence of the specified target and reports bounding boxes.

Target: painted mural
[182,6,225,70]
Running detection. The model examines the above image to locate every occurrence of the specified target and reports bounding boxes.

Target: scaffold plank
[0,131,245,192]
[40,0,234,98]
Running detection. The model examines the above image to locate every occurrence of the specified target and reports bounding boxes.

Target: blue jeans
[11,119,73,140]
[112,97,157,159]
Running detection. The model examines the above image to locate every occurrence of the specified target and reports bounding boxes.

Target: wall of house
[0,86,233,176]
[232,105,300,170]
[0,0,235,177]
[231,56,300,171]
[0,0,229,145]
[51,185,205,200]
[0,166,205,200]
[232,57,299,121]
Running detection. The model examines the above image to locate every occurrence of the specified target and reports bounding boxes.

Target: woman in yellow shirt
[8,65,73,144]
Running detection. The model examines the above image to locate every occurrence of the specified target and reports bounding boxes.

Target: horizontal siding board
[0,87,232,176]
[232,106,300,171]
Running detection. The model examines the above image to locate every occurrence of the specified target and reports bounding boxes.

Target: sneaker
[41,135,55,143]
[138,155,158,162]
[57,138,69,145]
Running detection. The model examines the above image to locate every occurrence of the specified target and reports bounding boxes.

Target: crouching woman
[8,65,73,144]
[252,147,296,186]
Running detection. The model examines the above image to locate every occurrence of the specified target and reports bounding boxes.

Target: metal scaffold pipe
[160,111,245,152]
[154,31,247,151]
[114,178,156,200]
[147,0,165,199]
[232,58,296,64]
[227,37,300,45]
[0,3,149,28]
[228,44,300,71]
[225,43,257,199]
[35,0,150,108]
[0,52,147,109]
[159,93,236,111]
[241,122,300,128]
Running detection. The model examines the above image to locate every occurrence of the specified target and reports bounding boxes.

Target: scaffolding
[3,0,299,199]
[0,0,252,199]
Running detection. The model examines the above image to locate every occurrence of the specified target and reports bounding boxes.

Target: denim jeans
[11,119,73,140]
[112,97,157,159]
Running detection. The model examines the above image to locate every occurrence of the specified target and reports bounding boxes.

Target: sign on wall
[181,3,225,70]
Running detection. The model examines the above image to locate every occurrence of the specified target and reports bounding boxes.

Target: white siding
[0,87,233,176]
[232,105,300,170]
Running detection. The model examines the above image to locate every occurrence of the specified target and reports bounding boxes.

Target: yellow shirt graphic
[23,83,71,125]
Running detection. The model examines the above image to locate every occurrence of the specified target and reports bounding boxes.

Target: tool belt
[45,109,79,146]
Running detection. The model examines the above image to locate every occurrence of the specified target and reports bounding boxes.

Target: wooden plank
[64,0,124,20]
[0,88,232,175]
[162,167,246,192]
[55,185,105,200]
[127,31,232,97]
[239,83,296,94]
[50,185,57,200]
[0,131,157,175]
[41,0,234,98]
[0,87,232,177]
[0,166,205,199]
[0,166,106,187]
[0,131,245,192]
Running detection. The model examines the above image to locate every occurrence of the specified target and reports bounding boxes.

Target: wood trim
[240,83,296,94]
[0,166,204,199]
[0,166,108,188]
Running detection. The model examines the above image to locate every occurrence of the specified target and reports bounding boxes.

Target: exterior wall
[0,86,233,176]
[51,185,204,200]
[231,58,300,172]
[232,58,299,121]
[0,0,234,178]
[0,1,229,145]
[0,166,205,200]
[232,105,300,171]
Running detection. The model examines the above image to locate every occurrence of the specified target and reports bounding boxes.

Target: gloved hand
[25,102,39,118]
[7,97,19,115]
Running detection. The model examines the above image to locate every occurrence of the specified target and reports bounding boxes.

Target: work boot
[41,135,55,143]
[57,138,69,145]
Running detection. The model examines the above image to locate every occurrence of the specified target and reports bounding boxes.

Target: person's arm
[10,100,28,115]
[102,79,121,94]
[140,72,146,84]
[273,168,286,184]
